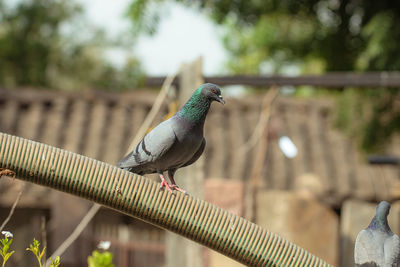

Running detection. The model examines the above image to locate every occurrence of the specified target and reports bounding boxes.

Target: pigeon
[117,83,225,193]
[354,201,400,267]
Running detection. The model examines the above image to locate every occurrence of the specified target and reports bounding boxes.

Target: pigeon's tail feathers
[119,162,155,176]
[120,166,146,175]
[117,151,139,169]
[120,167,132,173]
[117,155,146,175]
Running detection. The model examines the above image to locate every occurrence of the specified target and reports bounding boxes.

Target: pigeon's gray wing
[384,234,400,266]
[182,138,205,167]
[117,120,176,169]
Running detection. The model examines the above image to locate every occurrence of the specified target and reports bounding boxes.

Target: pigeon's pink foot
[159,179,175,194]
[159,174,174,194]
[167,173,187,194]
[171,184,186,194]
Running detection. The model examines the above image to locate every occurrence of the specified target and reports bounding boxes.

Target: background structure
[1,67,400,266]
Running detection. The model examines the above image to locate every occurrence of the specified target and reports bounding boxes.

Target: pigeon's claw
[158,173,186,194]
[160,179,175,194]
[159,174,174,194]
[171,184,186,194]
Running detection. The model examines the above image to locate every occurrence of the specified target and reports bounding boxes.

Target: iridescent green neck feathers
[177,87,211,124]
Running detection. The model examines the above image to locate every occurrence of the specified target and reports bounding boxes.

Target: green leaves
[26,238,46,267]
[88,251,115,267]
[0,235,15,267]
[0,235,60,267]
[356,11,400,71]
[2,252,14,265]
[49,256,60,267]
[126,0,165,35]
[0,0,144,91]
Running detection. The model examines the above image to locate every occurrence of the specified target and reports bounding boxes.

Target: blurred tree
[127,0,400,72]
[0,0,143,91]
[127,0,400,151]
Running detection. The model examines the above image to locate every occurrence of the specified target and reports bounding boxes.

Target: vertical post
[166,57,205,267]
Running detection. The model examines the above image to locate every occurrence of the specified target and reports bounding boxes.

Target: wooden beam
[144,72,400,88]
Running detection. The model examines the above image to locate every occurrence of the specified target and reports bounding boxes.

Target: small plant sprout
[0,232,12,239]
[26,238,46,267]
[0,231,15,267]
[49,256,60,267]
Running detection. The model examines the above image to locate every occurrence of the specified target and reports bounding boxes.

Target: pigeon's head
[200,83,225,105]
[367,201,391,230]
[376,201,391,219]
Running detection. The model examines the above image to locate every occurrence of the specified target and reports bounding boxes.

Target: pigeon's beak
[216,95,225,105]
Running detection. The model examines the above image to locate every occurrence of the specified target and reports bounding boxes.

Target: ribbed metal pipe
[0,132,331,267]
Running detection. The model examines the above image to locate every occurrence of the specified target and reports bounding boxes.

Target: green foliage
[88,250,115,267]
[0,0,143,91]
[215,1,400,73]
[222,14,318,74]
[0,235,61,267]
[334,88,400,152]
[0,235,14,267]
[356,11,400,71]
[26,238,46,267]
[126,0,164,35]
[360,89,400,152]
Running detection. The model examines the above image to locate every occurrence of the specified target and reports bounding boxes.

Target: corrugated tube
[0,132,332,267]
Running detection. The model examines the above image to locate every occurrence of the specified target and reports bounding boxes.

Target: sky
[79,0,228,76]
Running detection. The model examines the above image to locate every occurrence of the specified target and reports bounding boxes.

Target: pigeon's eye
[211,88,217,93]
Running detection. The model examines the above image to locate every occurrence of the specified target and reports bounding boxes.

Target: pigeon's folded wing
[117,120,177,168]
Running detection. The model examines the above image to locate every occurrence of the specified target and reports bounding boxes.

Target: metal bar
[368,155,400,165]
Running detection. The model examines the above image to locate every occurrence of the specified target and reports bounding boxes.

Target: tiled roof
[0,88,398,207]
